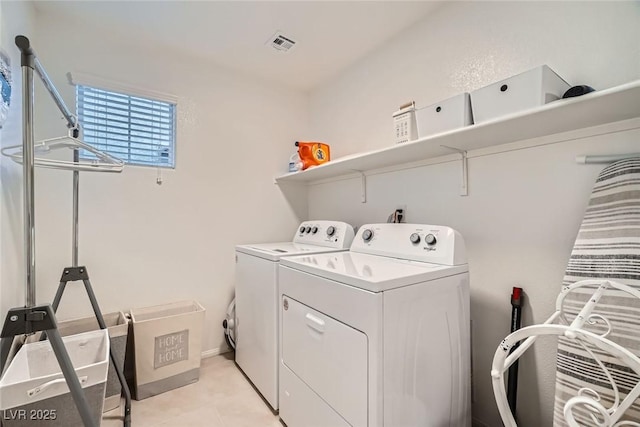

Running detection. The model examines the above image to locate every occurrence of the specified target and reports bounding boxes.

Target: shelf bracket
[442,146,468,196]
[352,170,367,203]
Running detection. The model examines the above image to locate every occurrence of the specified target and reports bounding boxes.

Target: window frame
[70,72,178,169]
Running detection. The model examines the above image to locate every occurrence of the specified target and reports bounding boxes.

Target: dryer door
[281,296,367,427]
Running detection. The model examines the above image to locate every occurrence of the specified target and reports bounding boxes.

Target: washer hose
[222,298,236,350]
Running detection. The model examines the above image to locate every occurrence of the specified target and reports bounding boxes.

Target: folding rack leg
[0,333,13,375]
[50,267,132,427]
[1,305,98,427]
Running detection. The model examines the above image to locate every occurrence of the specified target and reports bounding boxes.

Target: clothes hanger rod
[73,163,79,267]
[20,51,36,308]
[576,153,640,164]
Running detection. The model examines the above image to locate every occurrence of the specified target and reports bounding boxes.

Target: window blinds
[77,85,176,168]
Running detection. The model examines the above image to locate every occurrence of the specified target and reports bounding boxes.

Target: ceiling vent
[267,31,296,53]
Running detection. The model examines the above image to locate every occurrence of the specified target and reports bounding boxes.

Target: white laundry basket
[53,312,128,412]
[130,300,205,400]
[0,329,109,427]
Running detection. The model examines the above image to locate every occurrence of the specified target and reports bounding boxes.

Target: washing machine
[235,220,355,411]
[278,223,471,427]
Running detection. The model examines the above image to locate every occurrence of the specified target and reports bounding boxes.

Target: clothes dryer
[235,221,354,411]
[278,223,471,427]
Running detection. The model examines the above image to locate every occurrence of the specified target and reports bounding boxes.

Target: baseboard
[201,347,232,359]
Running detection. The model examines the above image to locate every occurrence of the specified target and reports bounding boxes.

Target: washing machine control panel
[293,221,355,249]
[352,223,466,266]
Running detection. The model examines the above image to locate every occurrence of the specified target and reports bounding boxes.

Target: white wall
[0,9,308,355]
[309,1,640,158]
[306,2,640,426]
[0,0,36,316]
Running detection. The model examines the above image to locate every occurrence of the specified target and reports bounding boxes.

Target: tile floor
[102,353,282,427]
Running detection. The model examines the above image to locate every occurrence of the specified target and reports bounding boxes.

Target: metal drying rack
[491,279,640,426]
[0,35,130,427]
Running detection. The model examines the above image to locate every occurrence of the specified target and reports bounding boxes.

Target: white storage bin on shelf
[416,93,473,138]
[0,329,110,427]
[470,65,570,124]
[130,300,205,400]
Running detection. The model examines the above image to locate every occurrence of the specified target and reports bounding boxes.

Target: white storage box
[470,65,570,124]
[416,93,473,138]
[0,329,109,427]
[393,104,418,144]
[130,300,205,400]
[54,312,129,412]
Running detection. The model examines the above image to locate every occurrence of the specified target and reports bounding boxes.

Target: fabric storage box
[0,329,109,427]
[130,300,205,400]
[470,65,570,124]
[416,93,473,138]
[53,312,129,412]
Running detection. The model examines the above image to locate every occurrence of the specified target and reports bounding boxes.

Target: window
[76,85,176,168]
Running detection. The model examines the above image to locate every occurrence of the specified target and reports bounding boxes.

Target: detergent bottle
[295,141,330,170]
[288,152,302,173]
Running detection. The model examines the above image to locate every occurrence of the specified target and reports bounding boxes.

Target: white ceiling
[33,1,443,91]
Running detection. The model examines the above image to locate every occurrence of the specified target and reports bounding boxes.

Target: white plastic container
[392,103,418,144]
[0,329,110,427]
[416,93,473,138]
[470,65,570,124]
[130,300,205,400]
[288,152,302,173]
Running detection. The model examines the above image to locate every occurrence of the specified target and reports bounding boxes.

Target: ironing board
[553,158,640,425]
[492,158,640,426]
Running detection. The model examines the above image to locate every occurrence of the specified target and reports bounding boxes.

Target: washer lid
[280,251,468,292]
[236,242,348,261]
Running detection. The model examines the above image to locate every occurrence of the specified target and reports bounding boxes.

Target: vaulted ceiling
[33,1,443,91]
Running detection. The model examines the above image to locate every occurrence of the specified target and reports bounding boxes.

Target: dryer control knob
[425,234,437,245]
[312,226,318,234]
[326,226,336,236]
[299,226,306,233]
[305,226,312,233]
[362,229,374,242]
[410,233,421,244]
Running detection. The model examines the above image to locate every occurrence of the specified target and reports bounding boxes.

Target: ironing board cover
[554,158,640,425]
